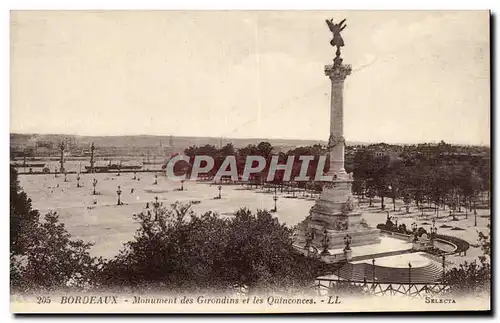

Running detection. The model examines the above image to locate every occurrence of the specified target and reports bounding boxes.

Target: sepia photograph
[9,10,491,313]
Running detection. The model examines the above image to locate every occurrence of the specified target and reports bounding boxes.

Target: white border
[2,0,498,10]
[2,1,497,322]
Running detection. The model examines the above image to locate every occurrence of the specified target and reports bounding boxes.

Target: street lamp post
[372,259,376,283]
[116,185,122,205]
[430,218,437,236]
[388,184,396,212]
[92,178,98,195]
[430,218,438,249]
[272,187,278,212]
[408,262,412,287]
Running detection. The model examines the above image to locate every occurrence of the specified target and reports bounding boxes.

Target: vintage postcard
[10,10,491,313]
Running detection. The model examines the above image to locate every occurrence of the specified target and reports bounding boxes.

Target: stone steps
[337,261,442,284]
[350,248,415,262]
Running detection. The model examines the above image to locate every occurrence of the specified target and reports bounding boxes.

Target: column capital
[325,63,352,82]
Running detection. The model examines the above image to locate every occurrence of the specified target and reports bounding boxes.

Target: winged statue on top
[325,18,347,50]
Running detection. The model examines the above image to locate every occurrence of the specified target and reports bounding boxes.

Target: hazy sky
[11,11,490,145]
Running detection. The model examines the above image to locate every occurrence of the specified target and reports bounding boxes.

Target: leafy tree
[10,167,39,256]
[351,179,366,200]
[183,144,219,178]
[371,156,390,210]
[287,144,328,184]
[219,143,235,157]
[256,141,273,160]
[443,224,491,296]
[236,144,261,176]
[443,260,490,296]
[98,203,325,293]
[10,167,101,292]
[478,223,491,265]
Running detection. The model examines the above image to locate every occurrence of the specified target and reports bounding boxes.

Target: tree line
[180,142,329,190]
[350,146,490,215]
[179,140,490,214]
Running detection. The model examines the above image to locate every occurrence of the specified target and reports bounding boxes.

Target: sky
[10,11,490,145]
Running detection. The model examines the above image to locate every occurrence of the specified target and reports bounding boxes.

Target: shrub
[10,167,102,293]
[97,204,326,293]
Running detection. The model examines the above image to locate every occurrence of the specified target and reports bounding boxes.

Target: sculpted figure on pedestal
[328,133,345,149]
[341,197,355,215]
[332,218,348,231]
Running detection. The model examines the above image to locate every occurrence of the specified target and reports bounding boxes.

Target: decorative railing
[314,277,449,297]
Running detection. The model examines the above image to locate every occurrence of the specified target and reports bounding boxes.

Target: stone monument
[295,19,380,252]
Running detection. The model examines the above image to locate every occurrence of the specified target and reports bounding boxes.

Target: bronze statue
[326,18,347,49]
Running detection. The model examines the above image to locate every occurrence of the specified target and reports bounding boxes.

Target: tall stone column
[325,63,351,179]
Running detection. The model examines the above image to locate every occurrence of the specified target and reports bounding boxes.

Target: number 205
[36,296,51,304]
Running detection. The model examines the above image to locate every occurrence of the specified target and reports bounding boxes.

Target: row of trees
[351,149,490,214]
[182,142,329,186]
[181,141,490,214]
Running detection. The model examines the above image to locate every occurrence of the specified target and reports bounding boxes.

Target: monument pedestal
[295,175,380,252]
